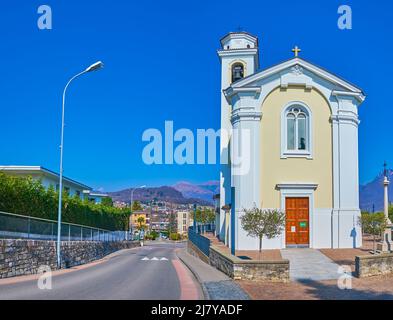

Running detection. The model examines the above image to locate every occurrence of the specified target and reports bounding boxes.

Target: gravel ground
[204,281,250,300]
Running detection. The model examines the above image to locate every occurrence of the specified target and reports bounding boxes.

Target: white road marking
[140,256,169,261]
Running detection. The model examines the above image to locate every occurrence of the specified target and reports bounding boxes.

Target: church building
[218,31,365,250]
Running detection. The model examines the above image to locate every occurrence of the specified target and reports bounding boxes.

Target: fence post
[91,228,93,241]
[27,217,31,239]
[68,224,71,242]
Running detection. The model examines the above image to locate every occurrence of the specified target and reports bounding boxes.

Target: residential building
[177,211,193,235]
[0,165,108,204]
[130,211,150,234]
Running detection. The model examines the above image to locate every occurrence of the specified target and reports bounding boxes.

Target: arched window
[280,103,313,160]
[286,106,308,151]
[231,63,244,83]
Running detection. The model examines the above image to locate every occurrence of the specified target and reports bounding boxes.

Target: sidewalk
[281,248,341,281]
[176,248,250,300]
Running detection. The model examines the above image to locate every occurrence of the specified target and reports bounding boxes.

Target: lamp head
[85,61,104,72]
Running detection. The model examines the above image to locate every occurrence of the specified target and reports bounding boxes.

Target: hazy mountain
[108,184,213,206]
[360,169,393,212]
[173,181,219,203]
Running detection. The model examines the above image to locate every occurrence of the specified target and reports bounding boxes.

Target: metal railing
[188,226,211,257]
[194,223,215,234]
[0,211,126,242]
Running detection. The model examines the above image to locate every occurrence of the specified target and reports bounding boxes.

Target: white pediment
[225,58,365,102]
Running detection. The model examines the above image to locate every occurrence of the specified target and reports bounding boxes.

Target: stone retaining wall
[209,245,290,282]
[0,239,139,279]
[187,240,209,264]
[355,253,393,278]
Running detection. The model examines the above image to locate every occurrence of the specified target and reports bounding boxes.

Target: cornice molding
[231,109,262,125]
[276,183,318,190]
[217,48,258,58]
[331,114,360,127]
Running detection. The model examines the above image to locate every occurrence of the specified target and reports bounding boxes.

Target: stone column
[377,175,392,252]
[384,176,391,223]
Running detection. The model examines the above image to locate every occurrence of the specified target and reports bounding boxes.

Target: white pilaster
[230,95,262,251]
[331,93,362,248]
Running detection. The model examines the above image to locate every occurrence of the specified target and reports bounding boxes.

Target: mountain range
[108,171,392,211]
[108,181,219,206]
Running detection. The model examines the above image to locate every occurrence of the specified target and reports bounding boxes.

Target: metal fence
[194,223,215,234]
[188,226,211,257]
[0,211,126,242]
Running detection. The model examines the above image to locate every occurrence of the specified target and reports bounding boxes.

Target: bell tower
[218,31,259,89]
[217,31,259,243]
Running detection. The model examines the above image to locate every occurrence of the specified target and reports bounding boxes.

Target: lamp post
[130,185,146,240]
[56,61,104,268]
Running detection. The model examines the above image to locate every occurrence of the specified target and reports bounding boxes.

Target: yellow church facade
[218,31,365,250]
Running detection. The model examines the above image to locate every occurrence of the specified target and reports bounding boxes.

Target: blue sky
[0,0,392,191]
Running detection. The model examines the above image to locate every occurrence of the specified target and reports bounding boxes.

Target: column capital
[231,108,262,125]
[330,113,359,127]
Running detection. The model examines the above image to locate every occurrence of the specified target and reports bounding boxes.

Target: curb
[175,248,211,300]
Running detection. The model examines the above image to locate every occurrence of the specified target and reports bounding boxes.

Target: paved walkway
[176,248,250,300]
[280,248,341,281]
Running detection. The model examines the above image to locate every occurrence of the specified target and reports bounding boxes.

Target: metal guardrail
[188,226,211,257]
[0,211,126,242]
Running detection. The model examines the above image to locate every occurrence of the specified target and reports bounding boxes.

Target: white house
[218,31,365,250]
[0,165,108,204]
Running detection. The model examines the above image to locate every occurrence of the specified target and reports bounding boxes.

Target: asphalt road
[0,242,203,300]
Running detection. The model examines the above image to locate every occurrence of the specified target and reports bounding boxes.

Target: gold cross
[292,46,301,57]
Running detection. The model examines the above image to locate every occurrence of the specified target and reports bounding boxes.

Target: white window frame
[281,101,313,159]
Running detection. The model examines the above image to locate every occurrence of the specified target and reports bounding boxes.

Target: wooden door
[285,197,309,246]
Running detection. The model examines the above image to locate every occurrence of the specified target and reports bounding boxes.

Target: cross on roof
[292,45,301,57]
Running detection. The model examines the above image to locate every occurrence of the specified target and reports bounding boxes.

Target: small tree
[167,211,177,234]
[240,207,285,259]
[137,216,146,231]
[101,197,113,207]
[358,212,388,253]
[132,201,143,211]
[195,207,215,233]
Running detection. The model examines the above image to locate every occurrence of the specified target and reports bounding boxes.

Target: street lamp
[56,61,104,268]
[130,185,146,240]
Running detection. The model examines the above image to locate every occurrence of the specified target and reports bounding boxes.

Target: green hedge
[0,173,129,231]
